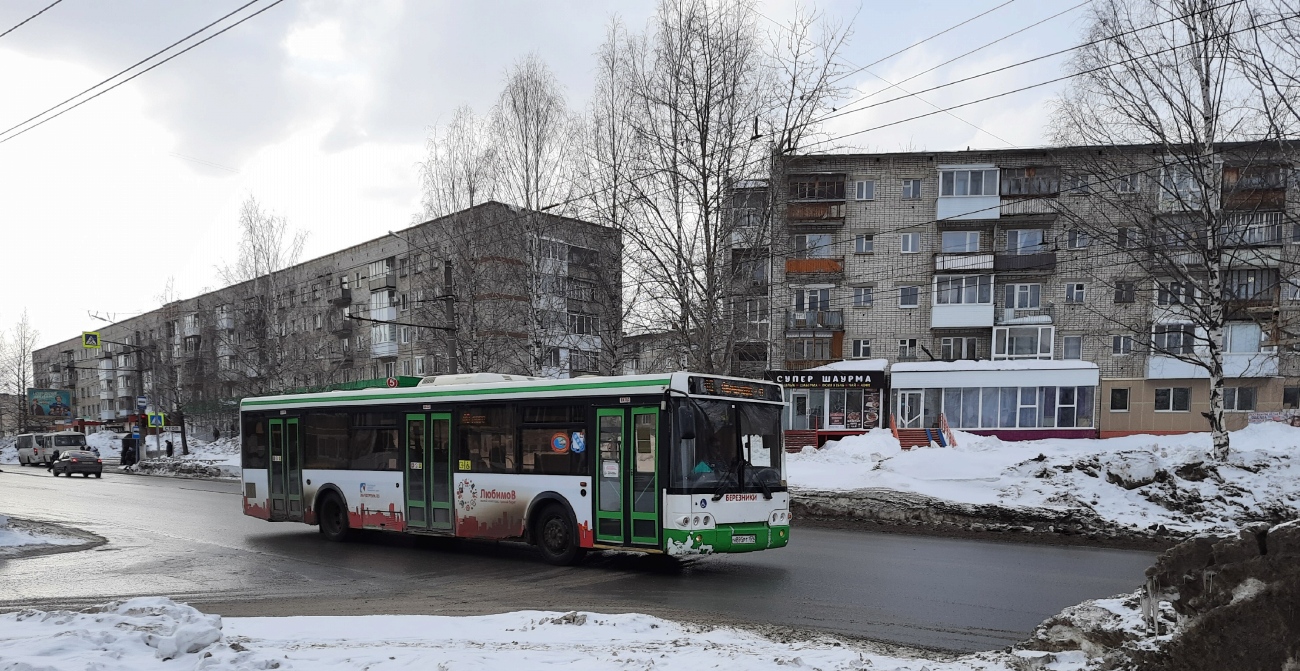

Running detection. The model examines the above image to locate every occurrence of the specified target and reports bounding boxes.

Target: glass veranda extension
[239,372,791,564]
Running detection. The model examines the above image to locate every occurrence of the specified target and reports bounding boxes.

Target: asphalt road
[0,466,1156,652]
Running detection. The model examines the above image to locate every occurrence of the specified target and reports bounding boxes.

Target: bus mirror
[677,405,696,440]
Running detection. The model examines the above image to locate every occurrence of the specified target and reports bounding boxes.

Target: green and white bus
[240,372,791,564]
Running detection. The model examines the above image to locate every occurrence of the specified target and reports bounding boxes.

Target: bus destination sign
[688,376,781,401]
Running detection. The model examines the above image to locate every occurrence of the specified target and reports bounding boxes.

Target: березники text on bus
[239,372,792,565]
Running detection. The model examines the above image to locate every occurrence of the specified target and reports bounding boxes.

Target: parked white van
[16,431,88,465]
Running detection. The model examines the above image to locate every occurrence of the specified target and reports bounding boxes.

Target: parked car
[50,450,103,478]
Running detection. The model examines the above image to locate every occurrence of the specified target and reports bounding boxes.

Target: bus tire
[534,504,585,566]
[318,493,352,542]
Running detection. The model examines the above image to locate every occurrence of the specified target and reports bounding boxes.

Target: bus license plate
[732,534,756,544]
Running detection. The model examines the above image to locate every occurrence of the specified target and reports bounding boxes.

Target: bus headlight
[693,515,701,526]
[702,515,711,526]
[678,515,691,528]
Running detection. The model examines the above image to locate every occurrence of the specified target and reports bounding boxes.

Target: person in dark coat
[165,439,174,458]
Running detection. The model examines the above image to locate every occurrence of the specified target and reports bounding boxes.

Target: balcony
[1147,351,1278,379]
[999,197,1057,217]
[993,252,1056,273]
[997,305,1054,325]
[787,202,845,223]
[370,306,397,323]
[369,273,397,291]
[934,253,993,271]
[1220,212,1286,247]
[99,389,113,401]
[931,303,995,329]
[371,341,399,359]
[329,286,352,305]
[785,310,844,330]
[785,257,843,276]
[937,195,999,221]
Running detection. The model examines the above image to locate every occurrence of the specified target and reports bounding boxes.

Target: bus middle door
[268,417,303,522]
[404,412,453,531]
[595,407,660,547]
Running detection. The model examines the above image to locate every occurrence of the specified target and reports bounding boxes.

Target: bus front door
[268,418,303,522]
[595,407,660,547]
[405,412,453,532]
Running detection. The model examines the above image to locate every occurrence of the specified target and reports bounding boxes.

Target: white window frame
[1065,283,1086,304]
[854,180,876,201]
[852,287,873,307]
[898,338,918,359]
[850,339,872,358]
[1063,335,1083,359]
[793,233,834,258]
[993,326,1054,360]
[854,234,874,254]
[941,336,978,361]
[1115,174,1141,194]
[1006,283,1042,309]
[1067,229,1090,249]
[1110,387,1130,412]
[901,179,923,200]
[898,286,920,308]
[1007,229,1046,255]
[414,355,426,376]
[900,232,920,254]
[1223,386,1257,412]
[935,275,993,305]
[939,168,1000,197]
[1154,387,1191,412]
[941,231,980,253]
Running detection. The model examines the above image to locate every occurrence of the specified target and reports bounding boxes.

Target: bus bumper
[664,523,791,555]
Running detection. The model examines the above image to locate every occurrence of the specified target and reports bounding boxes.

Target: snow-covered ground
[0,436,14,464]
[131,435,241,479]
[788,423,1300,535]
[0,515,86,556]
[1,596,1110,671]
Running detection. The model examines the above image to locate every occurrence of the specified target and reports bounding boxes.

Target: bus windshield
[54,434,86,447]
[670,399,783,494]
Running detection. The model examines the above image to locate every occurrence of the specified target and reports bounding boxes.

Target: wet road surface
[0,467,1155,651]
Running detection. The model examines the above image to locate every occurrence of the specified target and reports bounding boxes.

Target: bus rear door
[404,412,453,531]
[268,418,304,522]
[595,407,660,547]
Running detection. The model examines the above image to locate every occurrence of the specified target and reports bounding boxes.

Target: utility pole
[445,258,457,374]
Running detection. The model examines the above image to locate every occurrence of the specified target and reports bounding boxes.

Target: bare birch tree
[1,312,39,433]
[417,105,497,220]
[1051,0,1297,459]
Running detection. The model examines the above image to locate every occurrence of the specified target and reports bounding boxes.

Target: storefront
[889,360,1100,440]
[765,360,887,450]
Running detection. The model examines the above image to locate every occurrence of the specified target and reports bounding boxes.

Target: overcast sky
[0,0,1085,350]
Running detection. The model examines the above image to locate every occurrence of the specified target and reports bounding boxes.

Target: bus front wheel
[318,494,353,542]
[535,504,585,566]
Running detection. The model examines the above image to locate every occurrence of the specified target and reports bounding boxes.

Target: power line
[0,0,63,40]
[0,0,286,146]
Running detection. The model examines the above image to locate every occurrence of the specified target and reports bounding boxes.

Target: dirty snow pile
[0,596,1087,671]
[0,436,14,464]
[0,515,85,556]
[788,423,1300,535]
[131,436,241,479]
[86,430,123,458]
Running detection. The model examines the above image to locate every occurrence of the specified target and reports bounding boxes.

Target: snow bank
[0,598,1038,671]
[129,436,241,479]
[0,517,85,555]
[788,423,1300,535]
[0,436,14,464]
[87,430,123,458]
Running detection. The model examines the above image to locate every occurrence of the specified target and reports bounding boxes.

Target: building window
[901,179,922,200]
[1065,283,1086,304]
[854,234,874,254]
[898,338,918,360]
[1224,269,1277,301]
[384,361,396,378]
[850,339,871,358]
[414,356,426,376]
[794,288,830,311]
[1154,323,1196,355]
[936,275,992,304]
[900,232,920,253]
[853,287,873,307]
[1005,283,1042,309]
[1284,386,1300,409]
[793,233,834,258]
[1226,323,1263,353]
[1157,281,1195,306]
[1063,335,1083,359]
[899,286,920,308]
[1110,388,1130,411]
[1067,229,1090,249]
[1117,227,1132,249]
[854,180,876,201]
[789,175,845,200]
[940,168,999,196]
[1114,281,1136,303]
[941,337,978,360]
[401,359,412,376]
[1007,229,1046,255]
[788,338,832,361]
[1223,387,1257,412]
[1001,166,1060,196]
[1115,174,1141,194]
[398,257,409,277]
[941,231,980,253]
[1154,387,1191,412]
[568,313,598,335]
[993,326,1054,359]
[1065,175,1093,194]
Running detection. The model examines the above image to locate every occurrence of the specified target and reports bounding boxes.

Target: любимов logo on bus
[455,478,518,512]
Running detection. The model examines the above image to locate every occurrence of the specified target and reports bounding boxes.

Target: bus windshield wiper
[711,459,742,501]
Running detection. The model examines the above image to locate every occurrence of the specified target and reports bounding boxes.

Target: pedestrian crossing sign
[147,413,165,428]
[82,332,101,349]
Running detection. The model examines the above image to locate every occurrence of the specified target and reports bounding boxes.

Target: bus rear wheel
[535,504,585,566]
[318,494,352,542]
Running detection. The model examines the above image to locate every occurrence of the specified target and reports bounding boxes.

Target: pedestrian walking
[165,439,174,458]
[46,449,60,471]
